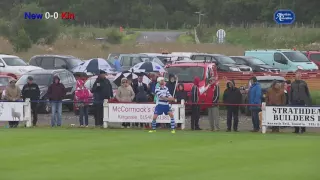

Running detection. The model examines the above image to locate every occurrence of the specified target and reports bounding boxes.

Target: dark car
[29,55,83,72]
[16,69,77,113]
[239,76,285,116]
[190,54,253,72]
[230,56,280,73]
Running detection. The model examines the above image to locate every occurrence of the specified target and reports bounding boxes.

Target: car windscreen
[0,77,9,86]
[247,57,266,65]
[2,57,28,66]
[165,66,204,82]
[67,58,83,68]
[16,74,52,86]
[215,56,236,64]
[84,78,117,89]
[310,54,320,62]
[282,52,310,62]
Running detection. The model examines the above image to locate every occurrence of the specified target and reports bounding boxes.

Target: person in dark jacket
[248,77,262,132]
[91,70,113,127]
[223,80,242,132]
[166,74,177,96]
[175,83,187,128]
[47,76,66,127]
[290,72,311,134]
[190,77,209,130]
[133,75,148,95]
[148,74,158,100]
[135,85,148,128]
[22,76,40,126]
[206,77,220,131]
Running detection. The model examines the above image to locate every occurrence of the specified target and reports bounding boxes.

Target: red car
[302,51,320,69]
[73,75,118,115]
[165,61,218,110]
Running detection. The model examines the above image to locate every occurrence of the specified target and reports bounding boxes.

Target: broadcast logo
[274,9,295,24]
[24,12,75,20]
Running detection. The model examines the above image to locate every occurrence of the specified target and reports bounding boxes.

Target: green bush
[11,28,32,52]
[105,28,123,44]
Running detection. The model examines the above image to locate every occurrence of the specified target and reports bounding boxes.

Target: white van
[0,54,42,75]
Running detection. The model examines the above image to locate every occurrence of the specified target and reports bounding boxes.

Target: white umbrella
[114,71,150,86]
[130,61,166,73]
[72,58,114,74]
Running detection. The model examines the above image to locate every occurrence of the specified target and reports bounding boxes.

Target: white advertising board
[264,106,320,127]
[0,102,24,121]
[107,104,181,123]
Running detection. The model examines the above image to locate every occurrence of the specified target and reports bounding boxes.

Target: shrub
[105,28,123,44]
[11,28,32,52]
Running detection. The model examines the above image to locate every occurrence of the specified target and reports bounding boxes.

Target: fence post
[24,98,32,127]
[103,99,109,128]
[180,99,186,130]
[261,102,267,134]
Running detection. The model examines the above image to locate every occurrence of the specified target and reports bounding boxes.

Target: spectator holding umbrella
[291,72,311,134]
[4,78,21,128]
[47,76,66,127]
[21,76,40,127]
[248,77,262,132]
[92,70,113,127]
[223,80,242,132]
[116,78,135,128]
[132,74,148,97]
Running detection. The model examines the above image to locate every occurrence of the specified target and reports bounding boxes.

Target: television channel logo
[274,9,295,24]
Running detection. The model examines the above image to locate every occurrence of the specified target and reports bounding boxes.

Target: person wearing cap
[22,76,40,126]
[113,56,121,72]
[4,78,21,128]
[206,77,220,131]
[47,76,66,127]
[92,70,113,127]
[248,76,262,132]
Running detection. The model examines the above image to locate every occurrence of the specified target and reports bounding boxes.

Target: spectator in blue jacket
[248,77,262,132]
[113,56,121,72]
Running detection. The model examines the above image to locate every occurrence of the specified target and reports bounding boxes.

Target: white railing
[103,100,186,129]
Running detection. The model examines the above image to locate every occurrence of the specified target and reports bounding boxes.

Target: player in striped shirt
[149,77,176,133]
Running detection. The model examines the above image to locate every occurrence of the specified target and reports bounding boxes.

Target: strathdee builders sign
[264,106,320,127]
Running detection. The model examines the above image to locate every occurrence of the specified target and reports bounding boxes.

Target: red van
[302,51,320,69]
[165,61,218,110]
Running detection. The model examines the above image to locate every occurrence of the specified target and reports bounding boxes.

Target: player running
[149,77,176,134]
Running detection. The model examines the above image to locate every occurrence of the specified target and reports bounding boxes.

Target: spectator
[92,70,113,127]
[47,76,66,127]
[283,81,290,105]
[166,74,177,96]
[290,72,311,134]
[114,56,121,72]
[4,79,21,128]
[133,75,148,96]
[248,77,262,132]
[206,77,220,131]
[116,78,135,128]
[135,85,148,128]
[223,80,242,132]
[265,81,286,132]
[148,74,158,99]
[21,76,40,127]
[190,77,209,130]
[75,79,90,127]
[153,82,160,103]
[175,83,187,129]
[286,80,291,94]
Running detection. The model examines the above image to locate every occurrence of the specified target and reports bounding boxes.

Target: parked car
[16,69,77,113]
[239,76,285,116]
[230,56,280,73]
[189,54,253,72]
[0,54,42,76]
[245,49,318,72]
[29,55,83,72]
[73,75,118,115]
[0,74,14,99]
[165,61,217,111]
[301,50,320,69]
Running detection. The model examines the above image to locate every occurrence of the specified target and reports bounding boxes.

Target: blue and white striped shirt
[155,86,172,105]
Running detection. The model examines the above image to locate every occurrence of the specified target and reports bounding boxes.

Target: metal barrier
[0,98,32,127]
[103,99,186,129]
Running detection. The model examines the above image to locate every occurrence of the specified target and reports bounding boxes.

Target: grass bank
[0,129,319,180]
[197,25,320,48]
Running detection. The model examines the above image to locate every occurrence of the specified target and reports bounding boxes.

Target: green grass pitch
[0,128,319,180]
